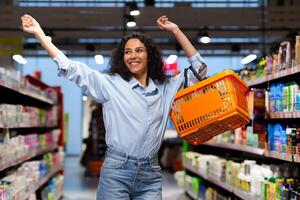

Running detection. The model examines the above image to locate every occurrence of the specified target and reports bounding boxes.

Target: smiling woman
[109,32,166,87]
[21,14,207,200]
[123,38,148,86]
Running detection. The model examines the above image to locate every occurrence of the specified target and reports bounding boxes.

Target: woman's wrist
[34,29,46,41]
[171,26,180,35]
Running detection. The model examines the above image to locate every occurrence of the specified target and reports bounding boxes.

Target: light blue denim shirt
[54,52,206,158]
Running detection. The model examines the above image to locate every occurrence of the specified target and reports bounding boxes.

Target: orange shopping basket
[170,67,250,145]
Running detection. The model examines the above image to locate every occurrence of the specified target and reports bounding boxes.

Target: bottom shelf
[184,164,257,200]
[13,166,63,200]
[185,189,198,200]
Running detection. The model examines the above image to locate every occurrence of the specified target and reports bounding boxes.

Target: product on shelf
[182,151,300,199]
[0,130,61,170]
[0,151,63,200]
[0,104,58,128]
[1,68,64,200]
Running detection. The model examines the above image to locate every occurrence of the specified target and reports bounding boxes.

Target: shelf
[233,188,257,200]
[0,144,58,171]
[203,142,265,156]
[246,65,300,87]
[265,151,293,162]
[184,164,233,192]
[13,166,63,200]
[185,190,198,200]
[0,82,54,107]
[184,164,257,200]
[0,125,58,130]
[200,142,300,163]
[267,111,300,119]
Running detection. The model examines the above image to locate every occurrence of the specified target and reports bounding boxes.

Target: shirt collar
[129,77,159,93]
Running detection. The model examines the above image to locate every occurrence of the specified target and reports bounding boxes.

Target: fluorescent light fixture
[241,54,257,65]
[130,10,140,16]
[200,36,210,44]
[82,95,88,101]
[125,15,136,28]
[166,55,177,64]
[127,21,136,27]
[95,55,104,64]
[129,2,140,16]
[12,55,27,64]
[197,29,211,44]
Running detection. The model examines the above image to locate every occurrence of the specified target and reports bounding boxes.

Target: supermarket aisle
[63,156,188,200]
[63,156,98,200]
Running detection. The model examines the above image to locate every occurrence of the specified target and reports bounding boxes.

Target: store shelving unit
[183,163,257,200]
[0,75,64,199]
[0,81,54,107]
[14,166,63,200]
[246,64,300,88]
[0,144,58,171]
[203,142,265,156]
[202,142,295,162]
[182,64,300,199]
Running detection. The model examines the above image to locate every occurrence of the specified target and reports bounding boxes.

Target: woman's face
[123,38,148,78]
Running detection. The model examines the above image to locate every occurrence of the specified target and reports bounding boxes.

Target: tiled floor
[63,156,189,200]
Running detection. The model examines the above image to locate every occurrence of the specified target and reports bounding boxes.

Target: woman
[21,14,207,200]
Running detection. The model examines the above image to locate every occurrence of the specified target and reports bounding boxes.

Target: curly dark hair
[108,32,167,84]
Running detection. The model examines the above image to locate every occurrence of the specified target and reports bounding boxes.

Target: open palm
[21,14,42,35]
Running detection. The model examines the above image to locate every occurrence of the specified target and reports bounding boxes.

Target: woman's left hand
[156,15,178,32]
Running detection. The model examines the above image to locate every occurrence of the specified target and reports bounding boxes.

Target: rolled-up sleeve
[54,51,74,76]
[168,51,207,100]
[53,51,110,103]
[188,52,207,83]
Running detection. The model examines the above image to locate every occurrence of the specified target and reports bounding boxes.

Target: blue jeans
[97,149,162,200]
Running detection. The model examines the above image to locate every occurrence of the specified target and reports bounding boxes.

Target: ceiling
[1,0,300,57]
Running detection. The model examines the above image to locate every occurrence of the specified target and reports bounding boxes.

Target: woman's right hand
[21,14,43,35]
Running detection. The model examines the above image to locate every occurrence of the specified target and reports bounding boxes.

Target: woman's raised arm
[21,14,60,58]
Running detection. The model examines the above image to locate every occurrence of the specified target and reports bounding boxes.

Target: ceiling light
[12,55,27,64]
[95,55,104,64]
[166,55,177,64]
[129,2,140,16]
[125,15,136,28]
[241,54,257,65]
[197,28,211,44]
[200,36,210,44]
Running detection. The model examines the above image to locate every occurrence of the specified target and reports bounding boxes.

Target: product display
[0,72,64,200]
[0,151,64,200]
[181,151,300,199]
[179,36,300,199]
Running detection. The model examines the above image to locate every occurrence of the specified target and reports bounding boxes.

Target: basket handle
[183,65,206,88]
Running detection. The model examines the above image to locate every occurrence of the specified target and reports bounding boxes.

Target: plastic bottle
[295,36,300,65]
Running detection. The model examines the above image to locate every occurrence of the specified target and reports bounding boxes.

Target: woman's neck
[135,74,148,88]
